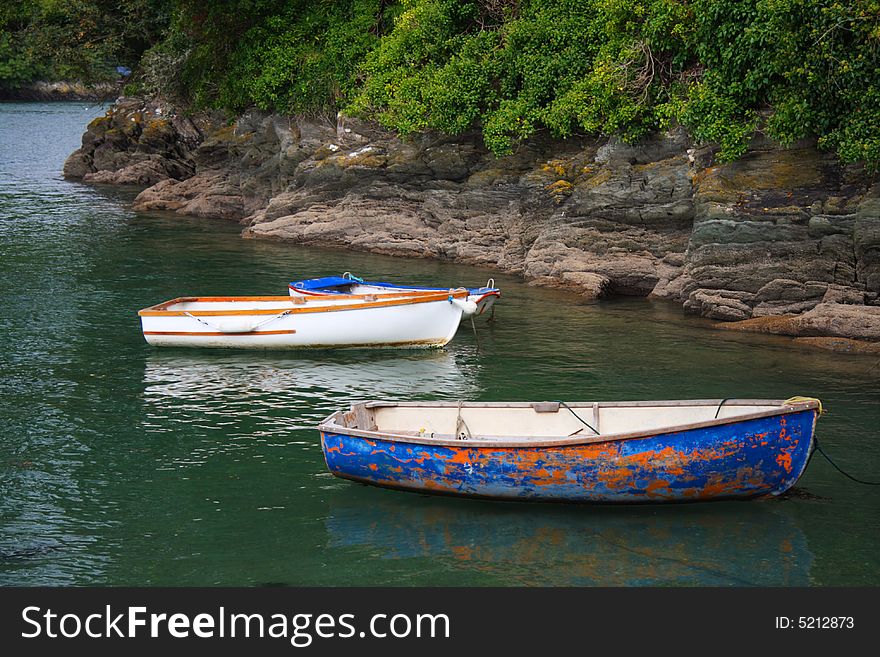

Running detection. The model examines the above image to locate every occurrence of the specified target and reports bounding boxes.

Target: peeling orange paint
[646,479,672,497]
[776,451,793,472]
[320,407,817,503]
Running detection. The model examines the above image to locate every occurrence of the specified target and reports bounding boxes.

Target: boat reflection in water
[325,492,813,586]
[142,349,481,436]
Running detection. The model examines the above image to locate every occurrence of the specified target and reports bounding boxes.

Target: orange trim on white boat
[143,330,298,337]
[472,291,501,304]
[138,289,469,317]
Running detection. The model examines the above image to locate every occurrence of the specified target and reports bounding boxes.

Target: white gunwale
[318,399,820,449]
[290,286,501,300]
[138,289,468,317]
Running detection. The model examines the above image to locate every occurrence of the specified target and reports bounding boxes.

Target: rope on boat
[342,272,364,282]
[184,309,292,333]
[780,397,878,485]
[783,396,827,415]
[714,398,731,419]
[455,400,473,440]
[555,401,600,435]
[250,309,293,330]
[715,396,826,419]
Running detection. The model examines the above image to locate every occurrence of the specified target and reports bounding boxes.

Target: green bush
[349,0,879,168]
[174,0,392,116]
[0,0,172,88]
[3,0,878,169]
[351,1,698,154]
[687,0,880,165]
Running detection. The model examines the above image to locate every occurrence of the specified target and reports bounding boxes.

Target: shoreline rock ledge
[64,98,880,351]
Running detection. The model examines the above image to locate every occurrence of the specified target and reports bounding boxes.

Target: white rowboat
[138,290,473,349]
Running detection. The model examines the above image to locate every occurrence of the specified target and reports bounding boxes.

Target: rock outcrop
[681,144,878,320]
[63,98,206,185]
[64,98,880,348]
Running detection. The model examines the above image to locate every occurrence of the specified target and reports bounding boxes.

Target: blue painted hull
[320,410,816,503]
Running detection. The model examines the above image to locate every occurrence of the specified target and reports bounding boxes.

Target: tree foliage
[351,0,879,167]
[2,0,878,169]
[0,0,171,87]
[166,0,393,115]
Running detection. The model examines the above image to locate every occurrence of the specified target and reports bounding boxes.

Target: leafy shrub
[175,0,392,117]
[0,0,172,88]
[3,0,877,169]
[349,0,879,168]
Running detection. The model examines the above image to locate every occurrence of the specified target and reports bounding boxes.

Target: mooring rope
[813,438,880,486]
[470,316,481,353]
[779,397,878,485]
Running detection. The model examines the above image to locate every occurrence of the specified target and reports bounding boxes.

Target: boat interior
[159,296,362,311]
[140,292,450,314]
[334,400,792,441]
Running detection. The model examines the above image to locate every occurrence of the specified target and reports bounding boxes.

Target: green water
[1,102,878,586]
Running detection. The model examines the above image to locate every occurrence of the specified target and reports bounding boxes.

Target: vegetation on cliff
[4,1,879,169]
[0,0,170,88]
[349,0,880,166]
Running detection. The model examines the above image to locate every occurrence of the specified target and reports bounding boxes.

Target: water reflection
[145,348,479,400]
[142,349,482,435]
[325,493,813,586]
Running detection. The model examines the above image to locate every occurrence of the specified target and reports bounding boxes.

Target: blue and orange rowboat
[289,273,500,317]
[318,398,821,503]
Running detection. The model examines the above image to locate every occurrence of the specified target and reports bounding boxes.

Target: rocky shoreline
[0,80,122,102]
[63,97,880,349]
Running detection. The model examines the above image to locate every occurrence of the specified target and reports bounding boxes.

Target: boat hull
[320,409,816,503]
[139,295,465,349]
